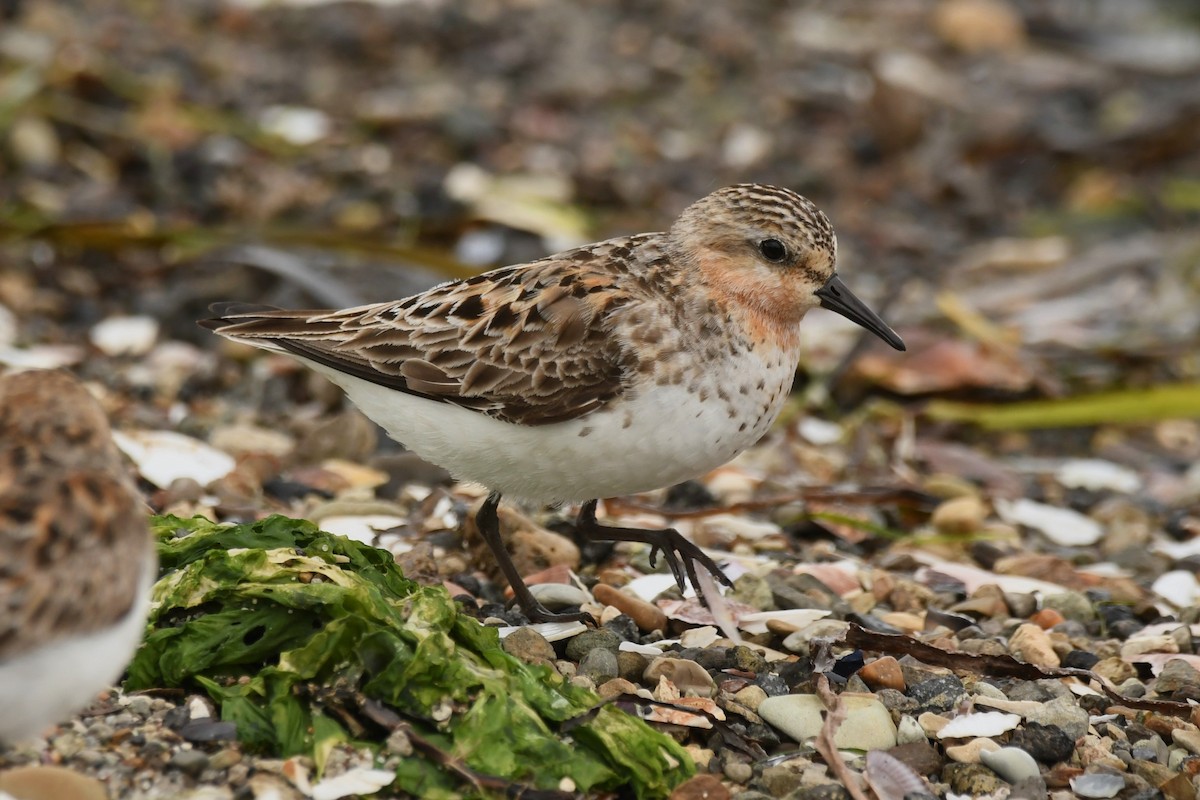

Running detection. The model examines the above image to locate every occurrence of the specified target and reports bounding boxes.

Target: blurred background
[0,0,1198,430]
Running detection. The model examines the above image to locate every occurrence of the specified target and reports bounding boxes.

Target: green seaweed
[127,514,692,799]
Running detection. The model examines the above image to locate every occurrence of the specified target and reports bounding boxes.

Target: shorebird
[203,184,904,622]
[0,370,155,742]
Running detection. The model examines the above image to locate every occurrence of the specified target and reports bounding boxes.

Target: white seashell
[994,498,1102,546]
[678,626,720,649]
[1152,570,1200,608]
[318,515,406,544]
[696,513,780,541]
[260,106,331,146]
[736,608,832,635]
[495,621,587,642]
[113,429,236,488]
[624,573,683,602]
[90,315,159,357]
[618,641,670,657]
[1056,458,1140,493]
[798,417,844,445]
[310,768,397,800]
[936,711,1021,739]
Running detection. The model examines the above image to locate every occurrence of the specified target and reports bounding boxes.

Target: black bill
[815,274,906,351]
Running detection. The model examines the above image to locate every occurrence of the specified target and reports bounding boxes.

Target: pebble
[0,766,108,800]
[933,0,1026,53]
[931,495,988,534]
[564,629,620,662]
[169,749,211,776]
[733,685,767,712]
[943,762,1006,795]
[1154,658,1200,700]
[858,656,905,691]
[668,773,730,800]
[528,582,592,610]
[907,674,966,712]
[980,746,1041,783]
[1008,622,1061,667]
[593,583,668,632]
[757,694,897,750]
[1024,697,1091,740]
[1070,772,1126,799]
[1008,721,1077,764]
[1042,591,1096,623]
[579,648,619,685]
[945,737,1000,763]
[896,715,927,745]
[501,627,556,665]
[724,762,753,785]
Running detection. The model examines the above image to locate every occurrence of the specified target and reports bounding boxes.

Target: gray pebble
[579,648,619,684]
[169,748,210,776]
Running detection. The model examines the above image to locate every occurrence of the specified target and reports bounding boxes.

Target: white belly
[0,551,155,743]
[310,349,796,503]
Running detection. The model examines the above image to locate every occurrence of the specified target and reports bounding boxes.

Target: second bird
[203,184,905,622]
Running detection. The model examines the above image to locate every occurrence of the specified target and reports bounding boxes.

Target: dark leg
[475,492,594,624]
[575,499,733,604]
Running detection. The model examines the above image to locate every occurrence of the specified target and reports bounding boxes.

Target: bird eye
[758,238,787,262]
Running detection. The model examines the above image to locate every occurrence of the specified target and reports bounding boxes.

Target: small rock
[593,583,668,632]
[1154,658,1200,701]
[980,746,1041,783]
[564,629,620,662]
[896,715,926,745]
[1042,591,1096,623]
[932,0,1026,53]
[945,737,1000,763]
[759,765,805,797]
[943,762,1006,795]
[1029,608,1065,629]
[758,693,897,750]
[1024,697,1090,740]
[907,674,966,712]
[502,627,556,665]
[1008,623,1060,667]
[1093,657,1136,684]
[931,495,987,534]
[1009,721,1077,764]
[579,648,619,685]
[1004,592,1037,618]
[733,684,767,712]
[617,650,650,683]
[169,749,211,776]
[596,677,639,700]
[528,582,592,611]
[1173,727,1200,755]
[1120,635,1179,659]
[784,786,851,800]
[669,773,730,800]
[859,656,905,691]
[1070,772,1126,799]
[0,766,108,800]
[885,741,944,776]
[724,761,753,784]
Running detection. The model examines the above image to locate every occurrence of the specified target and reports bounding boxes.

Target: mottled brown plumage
[203,184,904,623]
[0,370,155,742]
